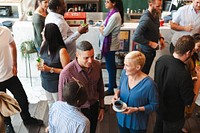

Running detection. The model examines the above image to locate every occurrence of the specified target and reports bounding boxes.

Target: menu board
[119,30,130,52]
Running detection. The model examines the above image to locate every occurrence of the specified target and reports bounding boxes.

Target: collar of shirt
[48,11,64,20]
[63,102,81,111]
[74,59,94,73]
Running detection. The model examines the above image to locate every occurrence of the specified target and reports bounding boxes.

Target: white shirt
[45,12,81,60]
[171,4,200,45]
[49,101,90,133]
[0,26,14,82]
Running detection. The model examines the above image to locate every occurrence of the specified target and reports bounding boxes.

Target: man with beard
[132,0,165,74]
[45,0,88,60]
[169,0,200,54]
[153,35,200,133]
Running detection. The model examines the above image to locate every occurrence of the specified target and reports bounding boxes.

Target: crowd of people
[1,0,200,133]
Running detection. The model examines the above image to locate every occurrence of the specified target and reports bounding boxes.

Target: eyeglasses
[72,77,83,95]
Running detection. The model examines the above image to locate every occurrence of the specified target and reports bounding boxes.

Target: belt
[81,101,99,110]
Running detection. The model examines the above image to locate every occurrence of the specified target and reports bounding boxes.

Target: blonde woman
[112,51,158,133]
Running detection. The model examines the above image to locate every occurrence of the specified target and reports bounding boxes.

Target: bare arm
[169,21,193,32]
[159,33,166,50]
[37,48,70,74]
[98,98,105,122]
[9,41,17,76]
[59,48,70,68]
[194,65,200,101]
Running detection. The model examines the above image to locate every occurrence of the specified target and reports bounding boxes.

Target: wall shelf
[65,0,100,12]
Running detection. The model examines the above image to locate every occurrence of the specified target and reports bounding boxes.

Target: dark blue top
[116,70,158,130]
[132,10,160,52]
[40,46,63,92]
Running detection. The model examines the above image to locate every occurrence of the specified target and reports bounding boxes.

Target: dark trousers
[153,113,184,133]
[0,76,31,124]
[170,43,175,55]
[105,51,116,92]
[81,101,99,133]
[118,124,146,133]
[141,50,156,75]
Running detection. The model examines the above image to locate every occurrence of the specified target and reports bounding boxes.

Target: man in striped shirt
[49,81,90,133]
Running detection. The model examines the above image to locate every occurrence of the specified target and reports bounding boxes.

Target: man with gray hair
[58,41,105,133]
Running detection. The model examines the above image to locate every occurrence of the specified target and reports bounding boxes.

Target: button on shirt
[49,101,90,133]
[171,4,200,45]
[58,59,104,108]
[45,12,81,60]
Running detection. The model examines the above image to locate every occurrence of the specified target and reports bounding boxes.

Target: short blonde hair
[125,51,146,69]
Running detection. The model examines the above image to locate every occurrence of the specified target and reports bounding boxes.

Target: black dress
[40,46,63,93]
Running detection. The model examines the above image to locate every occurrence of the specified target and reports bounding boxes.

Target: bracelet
[100,106,105,109]
[137,107,140,111]
[159,37,164,40]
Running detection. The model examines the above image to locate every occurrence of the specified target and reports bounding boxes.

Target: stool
[20,41,38,86]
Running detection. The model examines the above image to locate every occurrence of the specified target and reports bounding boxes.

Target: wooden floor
[11,101,200,133]
[11,101,48,133]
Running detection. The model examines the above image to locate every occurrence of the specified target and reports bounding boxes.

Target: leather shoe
[104,90,114,96]
[5,124,15,133]
[23,117,43,126]
[104,83,117,88]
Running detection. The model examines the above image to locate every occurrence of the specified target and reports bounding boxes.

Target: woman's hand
[37,63,47,72]
[123,107,138,114]
[99,25,105,34]
[111,94,119,104]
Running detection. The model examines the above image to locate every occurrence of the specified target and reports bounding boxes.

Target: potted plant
[20,40,37,57]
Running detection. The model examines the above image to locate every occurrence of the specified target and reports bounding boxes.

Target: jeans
[118,124,146,133]
[0,76,31,124]
[81,101,99,133]
[141,50,156,75]
[105,51,116,92]
[153,113,184,133]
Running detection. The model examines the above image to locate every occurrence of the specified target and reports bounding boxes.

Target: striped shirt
[49,101,90,133]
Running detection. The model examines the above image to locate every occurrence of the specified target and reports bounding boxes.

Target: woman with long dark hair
[99,0,124,96]
[37,23,70,108]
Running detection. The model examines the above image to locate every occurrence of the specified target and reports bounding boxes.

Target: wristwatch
[50,67,54,73]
